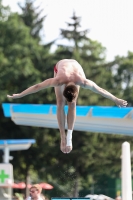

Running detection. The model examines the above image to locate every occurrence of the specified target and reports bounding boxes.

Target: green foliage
[0,1,56,192]
[0,13,39,102]
[113,51,133,106]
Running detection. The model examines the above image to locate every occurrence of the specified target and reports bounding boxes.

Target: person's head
[30,184,42,199]
[63,82,78,102]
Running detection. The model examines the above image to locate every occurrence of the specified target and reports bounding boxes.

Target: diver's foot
[66,132,72,153]
[66,145,72,153]
[60,136,67,153]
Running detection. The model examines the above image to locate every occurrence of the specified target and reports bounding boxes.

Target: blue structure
[0,139,36,163]
[51,198,90,200]
[2,103,133,118]
[2,103,133,135]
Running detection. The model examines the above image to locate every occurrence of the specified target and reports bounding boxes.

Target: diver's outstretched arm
[7,78,60,99]
[81,79,128,107]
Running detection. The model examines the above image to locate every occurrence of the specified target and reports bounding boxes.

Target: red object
[10,182,53,190]
[11,183,20,189]
[54,65,58,73]
[27,184,32,188]
[17,182,26,189]
[39,182,53,190]
[10,182,25,189]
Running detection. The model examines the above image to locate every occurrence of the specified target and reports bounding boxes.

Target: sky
[3,0,133,61]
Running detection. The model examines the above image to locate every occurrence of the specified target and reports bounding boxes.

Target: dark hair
[63,84,78,102]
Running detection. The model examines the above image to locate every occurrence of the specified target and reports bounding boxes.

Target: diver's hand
[7,94,22,99]
[115,98,128,107]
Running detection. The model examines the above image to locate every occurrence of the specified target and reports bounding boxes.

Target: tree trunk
[72,176,79,197]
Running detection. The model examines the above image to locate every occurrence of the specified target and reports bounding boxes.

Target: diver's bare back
[56,59,86,84]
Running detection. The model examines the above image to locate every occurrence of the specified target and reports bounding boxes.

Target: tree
[18,0,56,100]
[54,11,89,60]
[18,0,46,40]
[0,3,57,196]
[60,11,89,50]
[112,51,133,106]
[0,0,10,18]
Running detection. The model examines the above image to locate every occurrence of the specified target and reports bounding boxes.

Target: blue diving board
[0,139,36,145]
[0,139,36,163]
[2,103,54,117]
[2,103,133,119]
[2,103,133,135]
[92,106,132,118]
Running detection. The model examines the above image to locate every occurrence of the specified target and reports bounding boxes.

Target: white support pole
[3,147,11,200]
[122,142,132,200]
[3,146,10,163]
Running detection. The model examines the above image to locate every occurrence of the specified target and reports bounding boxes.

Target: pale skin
[7,59,128,154]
